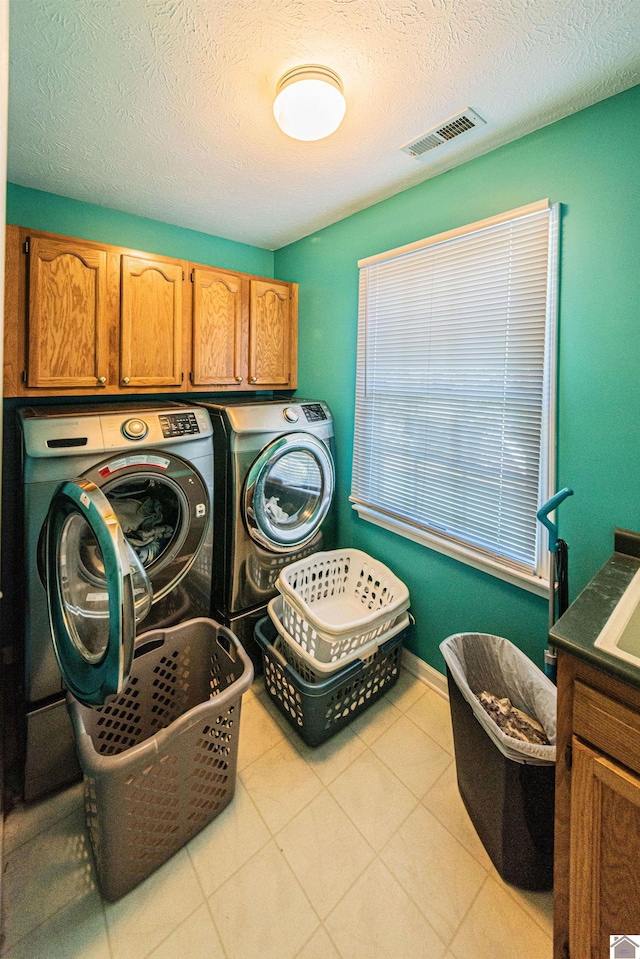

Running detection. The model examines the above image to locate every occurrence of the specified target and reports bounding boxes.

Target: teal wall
[6,183,274,277]
[275,84,640,674]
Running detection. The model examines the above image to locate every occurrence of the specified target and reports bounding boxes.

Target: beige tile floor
[1,669,554,959]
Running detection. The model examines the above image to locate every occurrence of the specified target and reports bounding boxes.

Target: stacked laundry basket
[254,549,411,745]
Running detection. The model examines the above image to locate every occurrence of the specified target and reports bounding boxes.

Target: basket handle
[269,637,365,692]
[133,635,167,659]
[216,626,237,662]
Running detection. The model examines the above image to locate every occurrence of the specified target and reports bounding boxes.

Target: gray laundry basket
[68,618,253,901]
[440,632,556,890]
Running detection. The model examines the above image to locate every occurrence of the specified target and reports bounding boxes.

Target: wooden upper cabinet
[3,225,298,396]
[27,235,109,389]
[191,267,246,387]
[249,279,296,387]
[120,255,184,388]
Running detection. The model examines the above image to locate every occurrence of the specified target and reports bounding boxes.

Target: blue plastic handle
[537,487,574,552]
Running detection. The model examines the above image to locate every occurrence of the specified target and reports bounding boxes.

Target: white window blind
[351,200,559,590]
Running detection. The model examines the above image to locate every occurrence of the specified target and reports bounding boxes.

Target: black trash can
[440,632,556,891]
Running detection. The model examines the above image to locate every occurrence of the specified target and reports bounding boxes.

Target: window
[350,200,559,594]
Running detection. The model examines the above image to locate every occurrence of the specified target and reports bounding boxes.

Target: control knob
[283,407,299,423]
[122,418,148,441]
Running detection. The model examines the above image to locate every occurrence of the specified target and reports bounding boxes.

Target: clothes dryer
[19,402,213,800]
[198,398,336,668]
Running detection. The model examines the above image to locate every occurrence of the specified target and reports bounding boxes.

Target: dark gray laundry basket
[68,618,253,901]
[440,632,556,891]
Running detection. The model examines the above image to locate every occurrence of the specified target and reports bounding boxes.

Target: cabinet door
[249,279,295,387]
[27,235,109,389]
[191,267,246,386]
[570,739,640,959]
[120,255,183,387]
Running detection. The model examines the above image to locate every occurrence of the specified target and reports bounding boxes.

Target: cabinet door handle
[250,376,257,384]
[235,376,243,383]
[98,376,106,385]
[122,376,130,385]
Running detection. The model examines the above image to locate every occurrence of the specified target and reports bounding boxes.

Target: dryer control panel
[302,403,328,422]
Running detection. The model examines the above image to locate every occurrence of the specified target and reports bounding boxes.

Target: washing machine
[198,398,336,669]
[19,401,213,800]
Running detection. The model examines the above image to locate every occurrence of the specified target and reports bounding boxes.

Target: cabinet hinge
[23,238,29,254]
[182,270,185,281]
[21,370,27,383]
[564,743,572,771]
[190,270,194,282]
[181,372,184,383]
[189,371,193,383]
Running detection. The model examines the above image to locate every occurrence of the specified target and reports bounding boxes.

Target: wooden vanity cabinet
[4,225,298,396]
[555,652,640,959]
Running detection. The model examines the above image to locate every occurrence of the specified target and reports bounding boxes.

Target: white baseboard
[402,648,448,699]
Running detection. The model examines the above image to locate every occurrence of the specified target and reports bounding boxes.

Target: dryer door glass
[244,433,334,551]
[45,479,152,707]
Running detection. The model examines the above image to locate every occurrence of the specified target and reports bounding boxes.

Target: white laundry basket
[268,595,411,682]
[276,548,410,662]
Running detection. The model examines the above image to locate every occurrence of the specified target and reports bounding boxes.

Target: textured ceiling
[8,0,640,250]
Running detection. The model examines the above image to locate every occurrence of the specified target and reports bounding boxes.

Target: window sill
[351,503,550,599]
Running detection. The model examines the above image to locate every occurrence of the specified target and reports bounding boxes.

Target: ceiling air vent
[400,108,486,159]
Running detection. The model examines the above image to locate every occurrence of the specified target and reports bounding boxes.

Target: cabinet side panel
[3,224,22,396]
[288,282,298,390]
[554,650,576,959]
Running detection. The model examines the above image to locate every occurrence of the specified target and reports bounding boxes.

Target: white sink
[594,567,640,668]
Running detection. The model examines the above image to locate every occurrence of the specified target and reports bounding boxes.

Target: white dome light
[274,65,346,142]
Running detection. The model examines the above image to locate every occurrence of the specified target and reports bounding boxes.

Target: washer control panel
[159,411,201,438]
[19,406,212,458]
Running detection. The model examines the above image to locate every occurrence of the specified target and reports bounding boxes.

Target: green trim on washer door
[44,479,150,707]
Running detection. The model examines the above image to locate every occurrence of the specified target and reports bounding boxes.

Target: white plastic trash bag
[440,632,556,766]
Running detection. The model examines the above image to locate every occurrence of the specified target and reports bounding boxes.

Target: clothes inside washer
[77,482,178,579]
[112,496,174,565]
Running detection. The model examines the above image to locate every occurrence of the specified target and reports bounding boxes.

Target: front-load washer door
[244,433,334,552]
[44,479,152,707]
[82,452,210,604]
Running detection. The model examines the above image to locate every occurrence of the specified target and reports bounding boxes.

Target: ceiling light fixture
[274,65,346,142]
